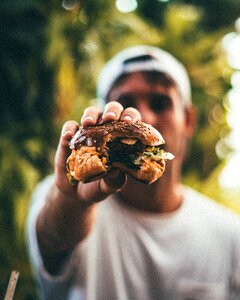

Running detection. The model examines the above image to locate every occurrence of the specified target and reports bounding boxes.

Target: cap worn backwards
[96,45,191,108]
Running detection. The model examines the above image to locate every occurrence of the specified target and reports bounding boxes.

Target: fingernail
[103,111,117,118]
[122,115,133,121]
[62,130,72,137]
[81,115,95,122]
[107,169,121,179]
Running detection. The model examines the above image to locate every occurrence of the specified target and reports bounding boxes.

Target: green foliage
[0,0,56,298]
[158,4,232,178]
[0,0,240,298]
[138,0,240,31]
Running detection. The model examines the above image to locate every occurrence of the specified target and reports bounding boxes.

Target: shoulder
[32,174,54,196]
[183,186,240,234]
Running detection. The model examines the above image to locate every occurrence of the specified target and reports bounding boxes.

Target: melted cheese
[120,138,137,145]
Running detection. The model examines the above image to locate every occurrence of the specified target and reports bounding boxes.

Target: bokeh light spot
[115,0,138,13]
[62,0,79,11]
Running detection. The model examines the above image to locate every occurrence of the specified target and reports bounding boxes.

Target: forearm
[36,183,96,275]
[33,103,136,275]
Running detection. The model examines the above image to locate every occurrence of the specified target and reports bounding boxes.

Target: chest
[78,212,231,300]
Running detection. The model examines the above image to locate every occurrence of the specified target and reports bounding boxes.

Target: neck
[118,170,183,214]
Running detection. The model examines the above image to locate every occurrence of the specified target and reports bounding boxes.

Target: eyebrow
[116,91,172,98]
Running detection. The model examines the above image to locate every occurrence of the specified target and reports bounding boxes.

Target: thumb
[100,168,127,196]
[78,169,126,204]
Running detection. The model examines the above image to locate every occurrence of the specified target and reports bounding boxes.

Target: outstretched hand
[54,101,141,205]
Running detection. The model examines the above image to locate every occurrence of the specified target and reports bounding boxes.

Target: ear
[184,106,197,138]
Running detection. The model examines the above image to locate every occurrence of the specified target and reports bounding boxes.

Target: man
[26,45,240,300]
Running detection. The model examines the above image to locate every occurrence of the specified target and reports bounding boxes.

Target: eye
[149,94,172,112]
[117,94,136,109]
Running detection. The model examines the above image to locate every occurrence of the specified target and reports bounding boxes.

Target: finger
[101,101,124,123]
[81,106,102,127]
[100,168,127,196]
[121,107,142,122]
[78,169,126,203]
[55,121,79,186]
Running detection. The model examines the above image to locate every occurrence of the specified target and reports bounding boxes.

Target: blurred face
[108,72,195,163]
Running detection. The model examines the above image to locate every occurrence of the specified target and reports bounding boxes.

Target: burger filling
[107,138,144,170]
[136,146,175,163]
[67,137,174,184]
[106,138,174,169]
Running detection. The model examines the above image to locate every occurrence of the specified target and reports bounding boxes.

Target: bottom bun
[112,159,165,184]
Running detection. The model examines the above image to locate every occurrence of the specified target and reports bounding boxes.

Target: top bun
[70,120,165,150]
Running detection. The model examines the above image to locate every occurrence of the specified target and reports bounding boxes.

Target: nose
[136,101,157,126]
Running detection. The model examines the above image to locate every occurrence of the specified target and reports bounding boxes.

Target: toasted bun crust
[67,120,167,184]
[69,120,165,150]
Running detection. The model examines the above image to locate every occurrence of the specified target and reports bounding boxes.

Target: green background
[1,0,240,298]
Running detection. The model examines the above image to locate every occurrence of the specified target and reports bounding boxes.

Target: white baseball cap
[97,45,191,107]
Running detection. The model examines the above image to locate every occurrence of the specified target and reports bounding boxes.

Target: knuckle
[81,107,100,125]
[83,106,99,115]
[61,120,78,136]
[122,107,141,121]
[105,101,123,111]
[125,107,140,114]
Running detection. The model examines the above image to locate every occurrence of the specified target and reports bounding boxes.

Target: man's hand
[36,101,141,275]
[54,101,141,205]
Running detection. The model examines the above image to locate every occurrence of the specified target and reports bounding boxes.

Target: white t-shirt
[26,176,240,300]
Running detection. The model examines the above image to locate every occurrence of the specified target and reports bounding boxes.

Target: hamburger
[66,120,174,184]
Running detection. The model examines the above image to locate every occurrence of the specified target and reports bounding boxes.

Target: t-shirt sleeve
[229,219,240,299]
[25,175,77,299]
